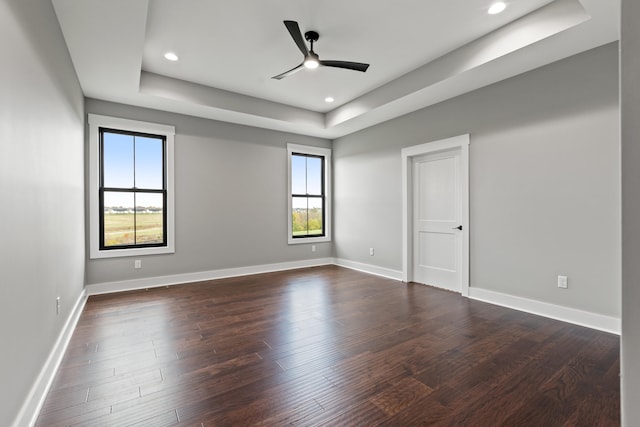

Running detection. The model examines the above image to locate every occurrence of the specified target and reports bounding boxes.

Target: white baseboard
[83,261,620,336]
[334,258,403,281]
[468,287,621,335]
[86,258,404,296]
[12,289,88,427]
[86,258,335,296]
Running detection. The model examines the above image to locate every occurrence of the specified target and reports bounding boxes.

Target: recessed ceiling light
[325,96,335,103]
[488,2,506,14]
[164,52,179,61]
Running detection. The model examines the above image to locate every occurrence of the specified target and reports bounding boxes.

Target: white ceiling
[52,0,618,139]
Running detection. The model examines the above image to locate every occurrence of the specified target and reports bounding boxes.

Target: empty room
[3,0,640,426]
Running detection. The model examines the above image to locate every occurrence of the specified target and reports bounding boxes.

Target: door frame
[401,134,470,296]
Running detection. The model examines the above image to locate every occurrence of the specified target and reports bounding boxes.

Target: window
[89,114,175,258]
[287,144,331,244]
[100,129,166,249]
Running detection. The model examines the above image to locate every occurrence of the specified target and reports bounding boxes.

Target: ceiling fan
[272,20,370,80]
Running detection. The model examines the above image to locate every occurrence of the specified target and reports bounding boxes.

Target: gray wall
[334,43,620,318]
[0,0,85,424]
[621,0,639,424]
[85,100,332,285]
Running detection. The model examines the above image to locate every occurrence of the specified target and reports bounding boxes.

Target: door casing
[401,134,470,296]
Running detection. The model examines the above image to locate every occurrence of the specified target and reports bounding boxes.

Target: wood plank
[35,265,620,426]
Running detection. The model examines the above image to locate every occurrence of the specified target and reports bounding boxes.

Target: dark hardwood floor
[36,265,620,426]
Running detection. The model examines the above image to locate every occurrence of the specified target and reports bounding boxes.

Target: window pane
[291,155,307,195]
[103,132,134,188]
[306,156,322,195]
[135,193,164,244]
[103,192,134,246]
[292,197,324,237]
[308,197,323,235]
[135,136,164,189]
[292,197,308,236]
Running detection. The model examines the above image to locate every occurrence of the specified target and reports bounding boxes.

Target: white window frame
[287,143,332,245]
[88,114,175,259]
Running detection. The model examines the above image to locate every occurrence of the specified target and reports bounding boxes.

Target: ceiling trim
[139,71,324,128]
[52,0,619,139]
[326,0,590,129]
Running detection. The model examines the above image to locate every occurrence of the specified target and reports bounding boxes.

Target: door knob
[452,225,462,230]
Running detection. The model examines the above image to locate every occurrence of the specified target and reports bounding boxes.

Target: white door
[412,149,462,292]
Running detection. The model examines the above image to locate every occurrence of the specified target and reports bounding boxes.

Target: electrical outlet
[56,297,60,315]
[557,275,568,289]
[311,245,316,252]
[369,247,375,256]
[135,259,142,269]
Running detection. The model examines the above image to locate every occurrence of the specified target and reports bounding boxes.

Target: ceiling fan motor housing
[304,31,319,43]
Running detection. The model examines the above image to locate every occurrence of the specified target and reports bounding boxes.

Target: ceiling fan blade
[283,20,309,57]
[320,60,370,72]
[271,63,304,80]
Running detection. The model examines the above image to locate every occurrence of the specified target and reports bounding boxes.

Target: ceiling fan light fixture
[488,2,507,14]
[304,54,320,69]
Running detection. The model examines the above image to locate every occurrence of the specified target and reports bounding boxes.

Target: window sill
[89,244,174,259]
[288,236,331,245]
